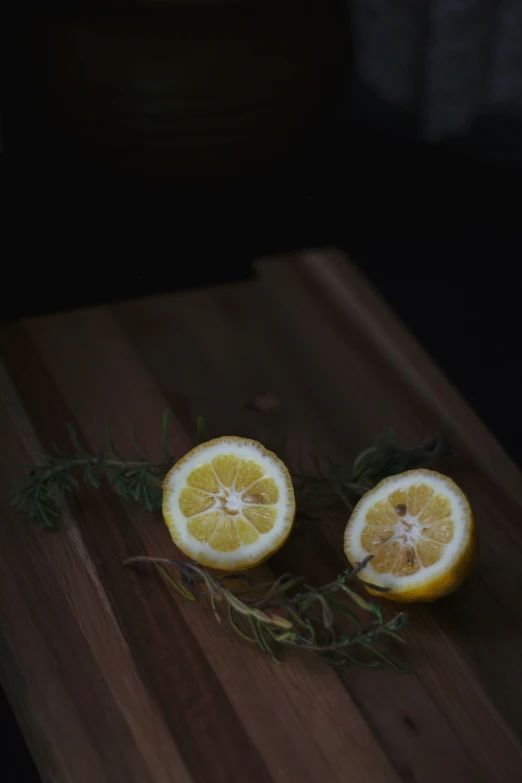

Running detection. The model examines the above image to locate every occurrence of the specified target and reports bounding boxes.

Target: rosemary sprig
[289,429,449,520]
[123,555,409,672]
[11,415,175,527]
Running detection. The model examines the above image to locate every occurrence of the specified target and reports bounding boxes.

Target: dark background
[1,2,521,780]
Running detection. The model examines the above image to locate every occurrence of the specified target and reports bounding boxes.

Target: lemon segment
[179,488,215,517]
[212,454,239,487]
[208,517,241,552]
[187,464,220,493]
[235,460,265,491]
[187,511,222,543]
[344,469,478,602]
[235,516,260,545]
[407,483,434,516]
[242,478,279,505]
[366,500,396,526]
[163,436,295,570]
[243,505,277,533]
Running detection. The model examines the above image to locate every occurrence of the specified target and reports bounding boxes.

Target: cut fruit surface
[344,469,478,602]
[163,436,295,570]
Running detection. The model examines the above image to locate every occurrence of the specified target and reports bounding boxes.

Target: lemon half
[344,469,478,602]
[162,436,295,570]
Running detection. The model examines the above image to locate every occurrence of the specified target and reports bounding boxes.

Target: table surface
[1,251,521,783]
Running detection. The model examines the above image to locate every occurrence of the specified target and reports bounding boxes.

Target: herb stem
[290,472,367,494]
[282,614,406,652]
[42,457,167,470]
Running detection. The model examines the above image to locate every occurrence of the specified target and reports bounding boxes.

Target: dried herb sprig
[123,554,409,672]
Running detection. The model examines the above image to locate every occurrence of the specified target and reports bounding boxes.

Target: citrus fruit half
[163,436,295,570]
[344,469,478,602]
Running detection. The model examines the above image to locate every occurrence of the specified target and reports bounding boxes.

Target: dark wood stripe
[0,376,156,783]
[1,322,274,783]
[257,260,522,761]
[289,259,522,729]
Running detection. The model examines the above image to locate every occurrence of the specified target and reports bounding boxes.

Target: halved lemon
[162,436,295,570]
[344,469,478,602]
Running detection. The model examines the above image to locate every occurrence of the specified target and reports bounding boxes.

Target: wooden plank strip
[0,376,159,783]
[1,323,273,783]
[0,361,193,783]
[253,258,522,768]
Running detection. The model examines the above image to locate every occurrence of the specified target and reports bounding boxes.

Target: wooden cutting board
[1,251,521,783]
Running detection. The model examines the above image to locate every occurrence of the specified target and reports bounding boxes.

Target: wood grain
[1,251,521,783]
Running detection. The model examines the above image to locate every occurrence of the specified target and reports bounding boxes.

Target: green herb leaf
[196,416,208,444]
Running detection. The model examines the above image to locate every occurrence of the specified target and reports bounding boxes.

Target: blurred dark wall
[3,1,345,182]
[5,2,522,173]
[348,1,522,167]
[1,1,521,460]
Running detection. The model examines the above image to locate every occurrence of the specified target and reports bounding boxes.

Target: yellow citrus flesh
[163,436,295,570]
[344,469,478,602]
